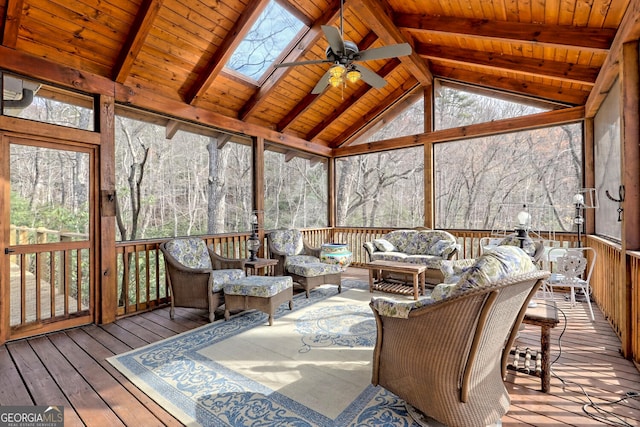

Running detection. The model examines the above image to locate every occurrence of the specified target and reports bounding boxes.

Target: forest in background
[8,80,582,243]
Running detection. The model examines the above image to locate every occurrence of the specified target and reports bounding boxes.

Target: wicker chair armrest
[363,242,377,261]
[303,240,321,258]
[207,246,246,270]
[267,240,289,276]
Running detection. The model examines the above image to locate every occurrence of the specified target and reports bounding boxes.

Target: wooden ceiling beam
[239,0,342,121]
[395,13,615,52]
[2,0,23,48]
[165,119,181,139]
[184,0,270,105]
[334,106,585,157]
[350,0,433,87]
[430,64,590,106]
[586,0,640,117]
[112,0,164,83]
[306,58,403,143]
[417,43,598,86]
[329,78,420,147]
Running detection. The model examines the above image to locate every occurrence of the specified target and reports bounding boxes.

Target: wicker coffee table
[364,260,427,300]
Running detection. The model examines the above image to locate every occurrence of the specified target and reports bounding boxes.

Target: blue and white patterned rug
[108,280,422,426]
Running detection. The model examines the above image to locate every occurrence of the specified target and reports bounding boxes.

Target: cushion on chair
[499,233,537,258]
[211,269,246,292]
[440,258,477,284]
[224,276,293,297]
[287,262,342,278]
[284,254,320,268]
[163,237,212,269]
[269,229,305,256]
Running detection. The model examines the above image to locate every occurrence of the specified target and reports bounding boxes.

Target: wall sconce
[247,212,261,261]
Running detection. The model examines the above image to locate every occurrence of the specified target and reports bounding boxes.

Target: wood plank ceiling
[0,0,633,155]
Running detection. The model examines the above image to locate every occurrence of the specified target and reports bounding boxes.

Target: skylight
[226,1,304,81]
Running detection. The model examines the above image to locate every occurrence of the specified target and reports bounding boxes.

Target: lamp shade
[517,210,531,227]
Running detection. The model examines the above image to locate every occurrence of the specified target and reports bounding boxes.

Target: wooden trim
[328,158,335,227]
[253,137,265,257]
[0,116,100,145]
[584,118,595,235]
[334,106,585,157]
[0,133,8,344]
[98,95,117,324]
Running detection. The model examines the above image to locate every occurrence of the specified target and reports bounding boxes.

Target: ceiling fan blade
[322,25,345,55]
[311,69,332,94]
[354,65,387,89]
[357,43,412,61]
[274,59,331,68]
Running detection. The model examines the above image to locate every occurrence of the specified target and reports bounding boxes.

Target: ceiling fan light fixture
[346,68,361,83]
[329,74,343,87]
[329,63,346,78]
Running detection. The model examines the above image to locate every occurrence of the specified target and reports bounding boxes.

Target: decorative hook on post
[605,185,625,221]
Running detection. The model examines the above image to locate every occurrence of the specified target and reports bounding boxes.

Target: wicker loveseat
[370,246,550,426]
[363,229,459,285]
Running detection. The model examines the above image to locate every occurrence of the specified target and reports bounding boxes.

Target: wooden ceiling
[0,0,636,155]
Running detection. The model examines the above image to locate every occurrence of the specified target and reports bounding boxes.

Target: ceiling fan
[274,0,412,94]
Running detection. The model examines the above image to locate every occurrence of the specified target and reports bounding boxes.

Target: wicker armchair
[370,246,549,426]
[267,229,342,297]
[160,237,246,322]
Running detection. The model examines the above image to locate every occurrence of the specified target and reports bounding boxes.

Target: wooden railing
[113,228,640,365]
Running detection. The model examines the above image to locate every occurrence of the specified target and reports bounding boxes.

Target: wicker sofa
[370,246,550,426]
[363,229,459,285]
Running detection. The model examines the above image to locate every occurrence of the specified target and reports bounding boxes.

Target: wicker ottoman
[287,262,342,298]
[223,276,293,325]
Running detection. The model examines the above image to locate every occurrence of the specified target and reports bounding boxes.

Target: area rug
[108,281,422,426]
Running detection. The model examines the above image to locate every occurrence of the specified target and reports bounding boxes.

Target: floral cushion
[163,237,212,269]
[269,229,304,256]
[378,229,457,257]
[499,233,537,258]
[224,276,293,297]
[285,254,319,268]
[211,269,246,292]
[287,262,342,278]
[371,296,433,319]
[440,258,477,284]
[373,238,396,252]
[451,245,536,295]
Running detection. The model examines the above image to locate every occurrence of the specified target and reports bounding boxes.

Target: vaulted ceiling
[0,0,637,156]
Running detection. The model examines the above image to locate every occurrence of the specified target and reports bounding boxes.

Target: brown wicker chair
[370,269,550,427]
[160,237,246,322]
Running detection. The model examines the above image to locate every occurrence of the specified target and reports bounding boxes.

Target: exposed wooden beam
[333,106,585,157]
[395,13,615,52]
[329,78,420,148]
[216,133,232,149]
[307,58,404,143]
[112,0,164,83]
[351,0,433,86]
[1,0,23,48]
[184,0,270,105]
[239,0,342,120]
[417,43,598,86]
[430,64,590,106]
[165,119,181,139]
[586,0,640,117]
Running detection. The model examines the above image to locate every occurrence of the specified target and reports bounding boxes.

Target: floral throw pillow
[373,238,396,252]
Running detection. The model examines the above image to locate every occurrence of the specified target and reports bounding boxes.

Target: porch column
[98,95,117,324]
[423,83,434,229]
[252,136,266,257]
[620,41,640,358]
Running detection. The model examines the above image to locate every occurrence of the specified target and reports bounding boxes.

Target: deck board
[0,267,639,426]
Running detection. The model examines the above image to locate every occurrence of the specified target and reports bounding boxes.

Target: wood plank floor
[1,267,639,426]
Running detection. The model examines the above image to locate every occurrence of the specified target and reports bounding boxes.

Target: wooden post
[619,41,640,358]
[98,94,117,324]
[252,136,265,258]
[424,83,434,229]
[328,157,336,237]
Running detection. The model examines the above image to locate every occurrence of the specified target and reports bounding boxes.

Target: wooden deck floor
[1,267,639,426]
